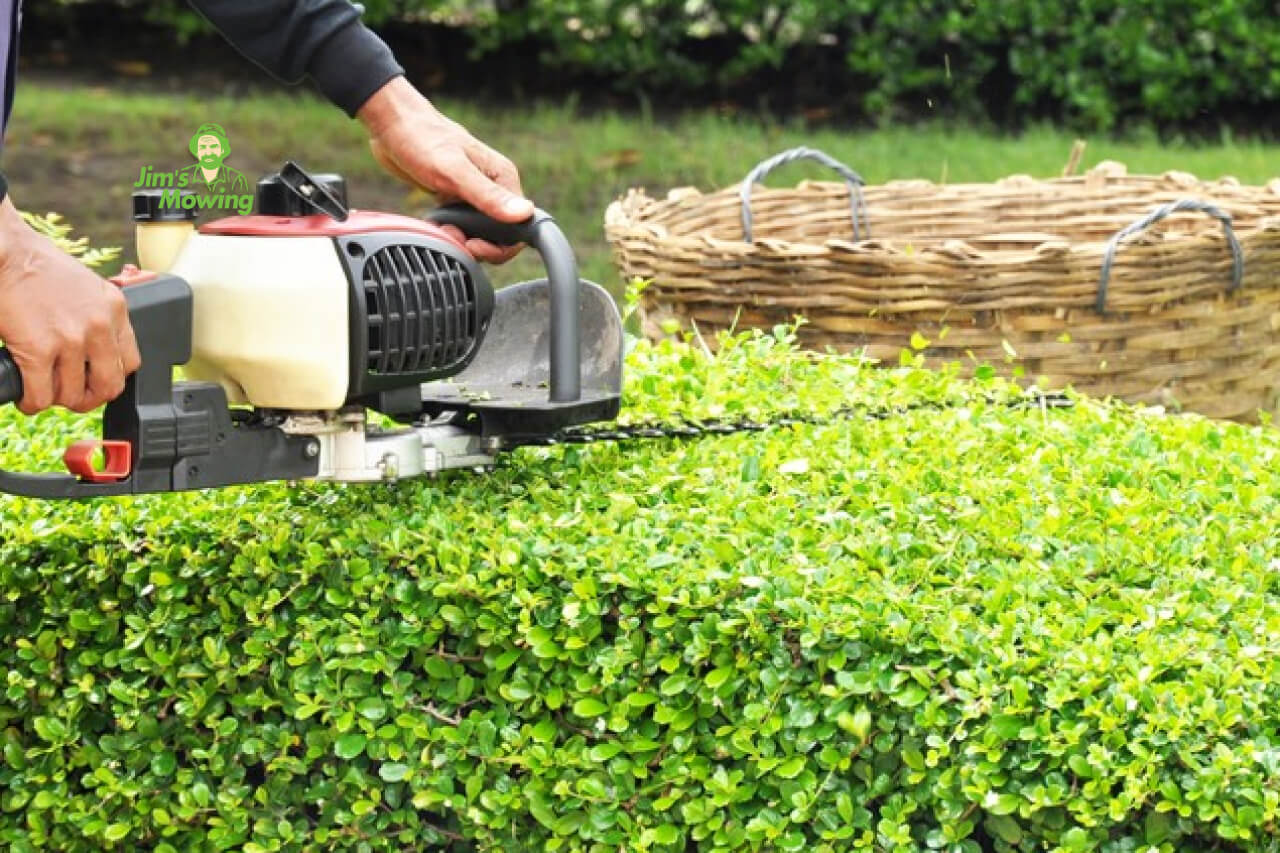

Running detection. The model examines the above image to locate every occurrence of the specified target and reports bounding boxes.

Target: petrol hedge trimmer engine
[0,163,623,498]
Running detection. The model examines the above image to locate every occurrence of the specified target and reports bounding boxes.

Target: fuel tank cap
[132,189,199,222]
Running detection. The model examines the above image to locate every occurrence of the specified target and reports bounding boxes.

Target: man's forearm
[186,0,404,115]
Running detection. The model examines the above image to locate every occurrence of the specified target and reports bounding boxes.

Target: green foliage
[478,0,1280,130]
[461,0,828,91]
[138,0,438,41]
[18,212,119,270]
[991,0,1280,130]
[91,0,1280,130]
[4,310,1280,849]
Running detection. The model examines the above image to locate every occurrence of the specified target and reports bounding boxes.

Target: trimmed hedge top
[2,326,1280,852]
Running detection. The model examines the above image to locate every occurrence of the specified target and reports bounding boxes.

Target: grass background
[6,80,1280,292]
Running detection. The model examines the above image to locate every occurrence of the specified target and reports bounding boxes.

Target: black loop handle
[1097,199,1244,314]
[0,347,21,406]
[740,147,870,242]
[427,203,583,402]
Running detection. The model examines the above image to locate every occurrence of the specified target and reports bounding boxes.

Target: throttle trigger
[64,440,132,483]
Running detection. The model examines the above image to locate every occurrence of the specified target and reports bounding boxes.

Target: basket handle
[740,147,870,242]
[1097,198,1244,314]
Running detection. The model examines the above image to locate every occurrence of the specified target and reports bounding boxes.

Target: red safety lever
[63,440,132,483]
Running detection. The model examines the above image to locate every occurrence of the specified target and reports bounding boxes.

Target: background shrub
[4,270,1280,849]
[37,0,1280,132]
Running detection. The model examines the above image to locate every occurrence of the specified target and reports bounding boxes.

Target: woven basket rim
[606,161,1280,256]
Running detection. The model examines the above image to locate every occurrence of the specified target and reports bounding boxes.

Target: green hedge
[102,0,1280,130]
[4,298,1280,850]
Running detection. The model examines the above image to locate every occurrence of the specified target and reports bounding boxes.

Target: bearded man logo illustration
[177,122,250,193]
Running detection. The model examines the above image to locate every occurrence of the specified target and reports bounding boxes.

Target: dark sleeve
[0,170,7,203]
[186,0,404,116]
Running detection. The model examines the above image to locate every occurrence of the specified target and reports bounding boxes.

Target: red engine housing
[200,210,470,255]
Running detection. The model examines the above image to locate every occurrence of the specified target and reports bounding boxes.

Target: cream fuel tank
[0,162,624,498]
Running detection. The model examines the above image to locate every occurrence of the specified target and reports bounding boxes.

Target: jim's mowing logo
[132,122,253,214]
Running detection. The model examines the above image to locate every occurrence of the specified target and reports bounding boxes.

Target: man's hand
[358,76,534,263]
[0,198,142,415]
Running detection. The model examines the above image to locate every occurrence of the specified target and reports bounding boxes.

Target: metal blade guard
[419,205,623,441]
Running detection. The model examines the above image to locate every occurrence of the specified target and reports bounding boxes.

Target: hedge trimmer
[0,163,626,498]
[0,163,1068,499]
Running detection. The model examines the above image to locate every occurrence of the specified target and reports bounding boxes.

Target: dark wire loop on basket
[740,147,870,243]
[1097,198,1244,314]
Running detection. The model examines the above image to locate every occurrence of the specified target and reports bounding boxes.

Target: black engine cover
[336,232,495,413]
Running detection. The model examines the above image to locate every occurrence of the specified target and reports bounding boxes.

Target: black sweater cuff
[308,20,404,117]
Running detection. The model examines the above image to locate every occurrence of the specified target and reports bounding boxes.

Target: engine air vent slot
[362,244,479,375]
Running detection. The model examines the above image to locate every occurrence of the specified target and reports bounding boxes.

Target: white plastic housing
[167,233,351,410]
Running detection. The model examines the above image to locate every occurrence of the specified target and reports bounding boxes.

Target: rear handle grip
[0,264,157,408]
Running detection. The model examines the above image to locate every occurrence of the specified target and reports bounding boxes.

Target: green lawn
[6,80,1280,289]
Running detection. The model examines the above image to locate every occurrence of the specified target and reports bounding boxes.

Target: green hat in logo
[189,122,230,159]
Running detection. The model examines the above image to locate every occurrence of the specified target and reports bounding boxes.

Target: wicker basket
[605,149,1280,420]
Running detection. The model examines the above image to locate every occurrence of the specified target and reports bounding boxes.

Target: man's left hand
[358,77,534,263]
